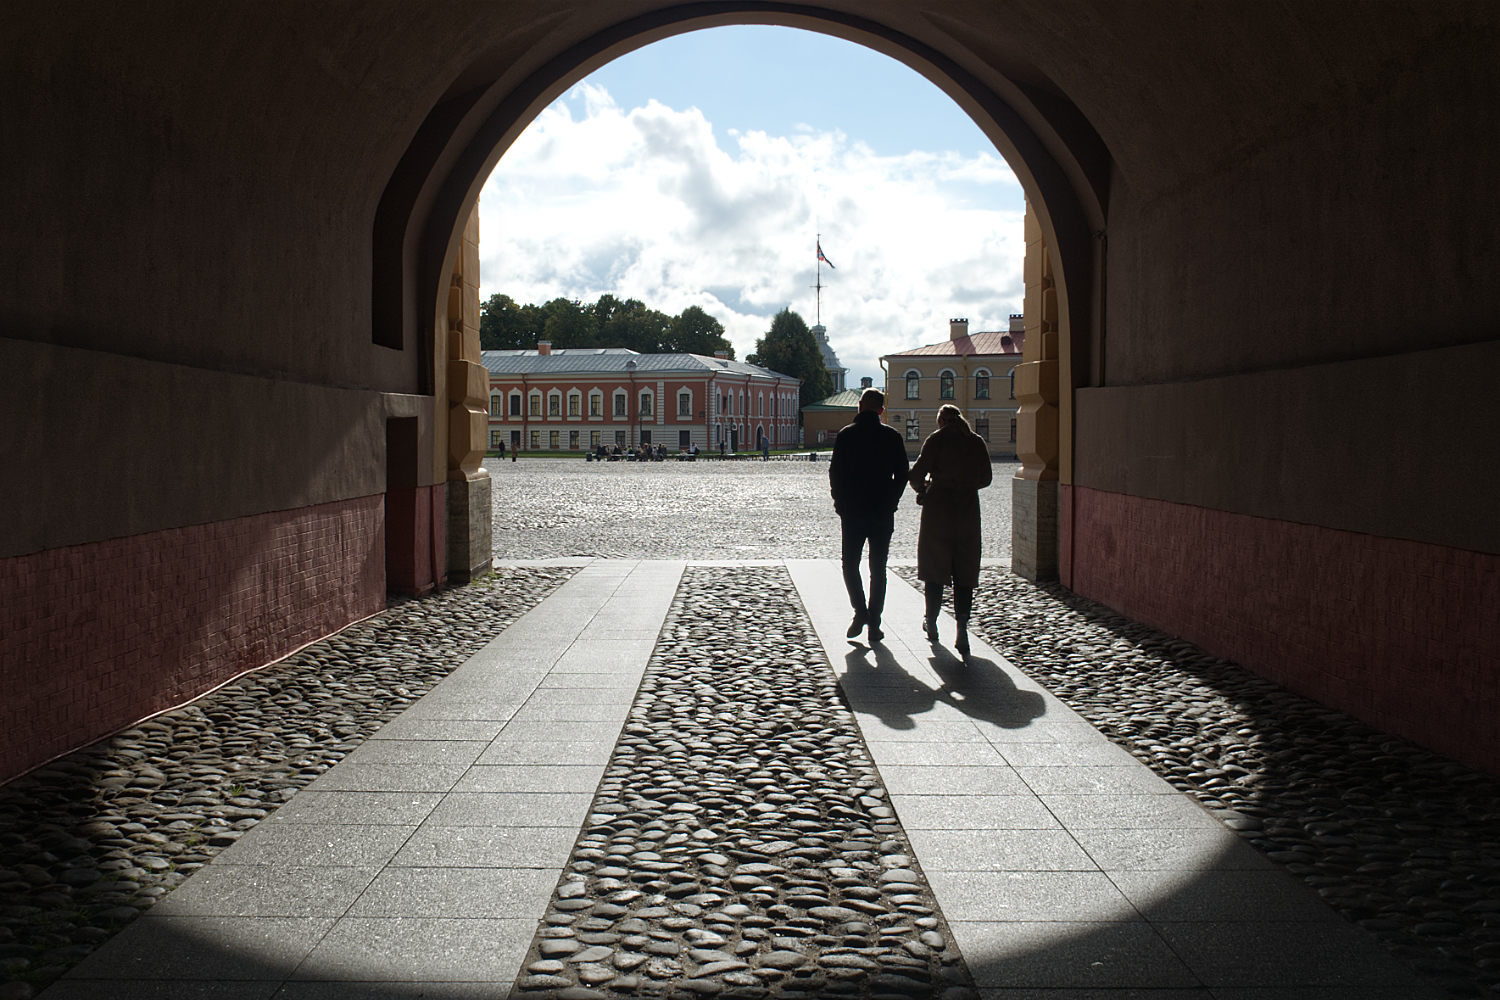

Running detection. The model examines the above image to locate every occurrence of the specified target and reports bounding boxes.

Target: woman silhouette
[909,404,993,656]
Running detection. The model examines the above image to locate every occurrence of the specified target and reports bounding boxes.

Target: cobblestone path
[0,567,576,1000]
[514,566,975,1000]
[484,458,1018,562]
[930,567,1500,1000]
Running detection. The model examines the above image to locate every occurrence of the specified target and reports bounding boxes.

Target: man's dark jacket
[829,409,910,518]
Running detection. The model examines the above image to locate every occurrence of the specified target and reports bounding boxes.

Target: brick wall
[0,496,386,784]
[1066,485,1500,773]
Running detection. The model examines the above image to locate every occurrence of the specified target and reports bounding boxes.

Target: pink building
[483,342,802,453]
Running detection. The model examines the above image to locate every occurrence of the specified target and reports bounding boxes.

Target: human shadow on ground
[839,644,1045,734]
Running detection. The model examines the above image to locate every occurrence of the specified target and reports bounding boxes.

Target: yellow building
[881,317,1026,458]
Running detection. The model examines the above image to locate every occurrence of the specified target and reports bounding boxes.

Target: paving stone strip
[514,565,976,1000]
[0,565,576,1000]
[902,565,1500,1000]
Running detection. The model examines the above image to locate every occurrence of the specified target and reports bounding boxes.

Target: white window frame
[568,391,581,417]
[973,368,991,400]
[905,370,921,400]
[639,390,654,418]
[678,390,692,417]
[939,369,956,400]
[613,391,627,418]
[590,391,603,417]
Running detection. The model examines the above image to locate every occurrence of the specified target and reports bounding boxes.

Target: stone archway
[373,2,1108,580]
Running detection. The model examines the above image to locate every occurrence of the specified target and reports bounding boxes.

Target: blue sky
[477,26,1025,387]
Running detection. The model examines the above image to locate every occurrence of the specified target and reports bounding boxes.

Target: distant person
[828,388,909,644]
[497,440,505,459]
[761,437,770,461]
[909,403,993,657]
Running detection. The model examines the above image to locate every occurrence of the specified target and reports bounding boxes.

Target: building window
[721,394,729,414]
[590,430,600,448]
[490,395,502,417]
[510,430,520,448]
[530,430,540,449]
[566,430,576,449]
[614,392,626,417]
[975,418,990,442]
[1009,369,1016,400]
[975,372,990,400]
[939,371,955,399]
[640,391,653,417]
[529,394,541,417]
[490,430,501,448]
[678,391,691,417]
[758,395,764,417]
[906,418,920,441]
[568,392,580,416]
[510,393,521,417]
[1010,417,1017,443]
[549,393,561,417]
[905,371,920,400]
[615,430,626,447]
[679,430,691,449]
[641,430,651,445]
[549,430,559,449]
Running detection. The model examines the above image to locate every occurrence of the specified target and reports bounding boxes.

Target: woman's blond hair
[937,403,971,432]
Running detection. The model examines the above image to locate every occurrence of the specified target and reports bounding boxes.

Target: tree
[479,294,542,350]
[539,297,598,349]
[665,305,734,358]
[595,295,671,354]
[747,308,832,422]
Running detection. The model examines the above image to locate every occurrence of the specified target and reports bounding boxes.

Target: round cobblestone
[514,565,975,999]
[0,566,574,995]
[484,457,1017,561]
[923,566,1500,1000]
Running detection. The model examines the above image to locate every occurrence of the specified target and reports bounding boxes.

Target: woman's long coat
[909,423,993,587]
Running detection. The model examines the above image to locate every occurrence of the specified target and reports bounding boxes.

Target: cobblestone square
[484,457,1021,561]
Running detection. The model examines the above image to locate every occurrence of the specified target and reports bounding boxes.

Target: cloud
[477,83,1025,381]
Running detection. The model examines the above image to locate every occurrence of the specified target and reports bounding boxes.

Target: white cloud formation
[477,84,1025,383]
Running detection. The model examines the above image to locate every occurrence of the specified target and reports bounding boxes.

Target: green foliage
[481,293,734,357]
[747,308,833,421]
[666,305,734,358]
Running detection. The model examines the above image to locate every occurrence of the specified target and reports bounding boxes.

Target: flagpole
[813,233,822,326]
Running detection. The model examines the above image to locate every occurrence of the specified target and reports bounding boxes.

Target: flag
[817,241,835,269]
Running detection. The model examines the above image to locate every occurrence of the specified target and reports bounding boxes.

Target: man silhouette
[828,387,909,643]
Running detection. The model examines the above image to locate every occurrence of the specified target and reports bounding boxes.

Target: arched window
[905,370,920,400]
[490,395,502,417]
[939,370,955,400]
[639,391,653,417]
[974,369,991,400]
[567,391,581,417]
[613,391,627,417]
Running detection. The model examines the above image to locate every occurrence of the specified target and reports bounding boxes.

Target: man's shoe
[847,612,868,638]
[955,630,971,657]
[868,623,885,643]
[923,618,939,642]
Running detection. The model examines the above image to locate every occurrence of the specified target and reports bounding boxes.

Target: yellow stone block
[447,359,488,408]
[447,284,463,324]
[1042,287,1058,326]
[448,401,486,472]
[1013,360,1059,404]
[1024,200,1041,242]
[463,242,480,283]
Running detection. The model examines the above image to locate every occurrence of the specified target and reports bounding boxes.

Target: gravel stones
[0,566,574,997]
[485,457,1016,561]
[514,565,976,1000]
[936,567,1500,1000]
